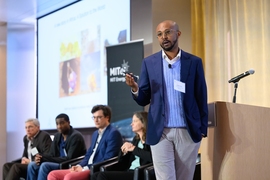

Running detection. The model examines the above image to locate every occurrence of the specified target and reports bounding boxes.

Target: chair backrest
[193,162,201,180]
[100,161,126,172]
[59,155,85,169]
[90,156,118,175]
[144,165,156,180]
[98,159,153,180]
[143,162,201,180]
[134,163,153,180]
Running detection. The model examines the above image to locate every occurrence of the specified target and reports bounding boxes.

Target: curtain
[192,0,270,107]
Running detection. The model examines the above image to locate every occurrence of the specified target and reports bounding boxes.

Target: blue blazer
[133,50,208,144]
[79,124,123,168]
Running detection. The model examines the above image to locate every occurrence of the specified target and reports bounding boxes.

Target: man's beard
[160,38,178,51]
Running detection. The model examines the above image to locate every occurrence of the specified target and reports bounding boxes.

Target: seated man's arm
[39,132,52,154]
[102,129,123,160]
[32,131,52,160]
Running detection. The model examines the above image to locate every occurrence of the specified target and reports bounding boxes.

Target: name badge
[174,80,185,93]
[64,148,67,156]
[31,147,39,156]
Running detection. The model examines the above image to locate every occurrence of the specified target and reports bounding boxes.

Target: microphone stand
[232,81,238,103]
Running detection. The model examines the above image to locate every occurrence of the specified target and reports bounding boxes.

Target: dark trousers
[91,171,134,180]
[2,162,28,180]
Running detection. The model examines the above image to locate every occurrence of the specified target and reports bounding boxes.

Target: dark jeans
[27,161,59,180]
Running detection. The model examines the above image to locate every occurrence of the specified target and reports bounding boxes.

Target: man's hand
[70,165,83,172]
[125,73,138,92]
[21,157,30,164]
[34,154,42,165]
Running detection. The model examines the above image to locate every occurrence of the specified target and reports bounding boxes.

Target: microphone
[168,64,172,69]
[228,69,255,83]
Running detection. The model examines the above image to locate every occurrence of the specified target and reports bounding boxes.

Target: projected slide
[59,26,101,97]
[38,0,130,129]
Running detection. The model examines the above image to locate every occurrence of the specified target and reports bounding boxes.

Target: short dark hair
[55,113,70,122]
[91,105,112,122]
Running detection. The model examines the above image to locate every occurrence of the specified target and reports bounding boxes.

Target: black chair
[99,160,153,180]
[133,163,153,180]
[89,156,119,175]
[143,154,202,180]
[193,153,201,180]
[56,156,120,180]
[59,156,119,176]
[144,165,156,180]
[193,161,201,180]
[59,155,85,169]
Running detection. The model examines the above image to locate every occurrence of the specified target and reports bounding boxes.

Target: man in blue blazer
[47,105,123,180]
[125,20,208,180]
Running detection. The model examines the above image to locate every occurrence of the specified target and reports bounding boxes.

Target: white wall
[6,23,36,161]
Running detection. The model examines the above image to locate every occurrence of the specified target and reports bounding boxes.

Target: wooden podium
[201,101,270,180]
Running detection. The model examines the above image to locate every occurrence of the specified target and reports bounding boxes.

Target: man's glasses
[25,125,35,129]
[92,116,104,120]
[156,29,175,38]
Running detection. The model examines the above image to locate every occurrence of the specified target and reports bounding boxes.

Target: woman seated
[92,111,152,180]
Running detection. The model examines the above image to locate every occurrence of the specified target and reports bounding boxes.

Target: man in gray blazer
[2,118,52,180]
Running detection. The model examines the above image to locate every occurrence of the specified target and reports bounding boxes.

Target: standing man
[2,118,52,180]
[125,20,208,180]
[47,105,123,180]
[27,113,86,180]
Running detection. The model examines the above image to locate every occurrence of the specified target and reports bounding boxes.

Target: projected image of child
[60,61,69,95]
[67,62,77,93]
[60,59,79,97]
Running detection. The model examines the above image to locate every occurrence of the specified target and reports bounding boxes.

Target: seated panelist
[47,105,123,180]
[91,111,152,180]
[2,118,52,180]
[26,113,86,180]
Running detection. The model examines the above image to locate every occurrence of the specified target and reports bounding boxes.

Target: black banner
[106,40,144,140]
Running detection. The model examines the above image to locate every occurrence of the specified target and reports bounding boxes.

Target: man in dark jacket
[2,118,52,180]
[26,113,86,180]
[47,105,123,180]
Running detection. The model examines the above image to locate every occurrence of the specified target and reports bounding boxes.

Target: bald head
[155,20,181,54]
[156,20,179,32]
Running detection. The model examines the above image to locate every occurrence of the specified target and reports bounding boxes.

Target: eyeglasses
[92,116,104,120]
[156,29,175,38]
[25,125,35,129]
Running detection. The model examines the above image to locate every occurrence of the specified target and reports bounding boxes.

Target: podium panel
[201,101,270,180]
